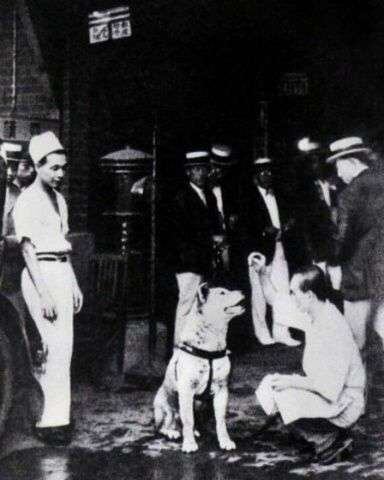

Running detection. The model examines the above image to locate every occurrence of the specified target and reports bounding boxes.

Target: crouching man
[251,253,365,464]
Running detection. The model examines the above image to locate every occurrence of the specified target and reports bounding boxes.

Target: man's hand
[229,214,238,230]
[40,291,57,322]
[263,225,280,240]
[73,282,83,314]
[248,251,267,272]
[213,234,226,245]
[270,374,296,392]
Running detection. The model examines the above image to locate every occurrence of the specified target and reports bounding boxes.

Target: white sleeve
[59,195,69,235]
[13,195,39,246]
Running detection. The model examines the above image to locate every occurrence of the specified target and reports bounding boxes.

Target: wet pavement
[1,343,384,479]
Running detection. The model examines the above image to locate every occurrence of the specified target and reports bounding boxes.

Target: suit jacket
[335,168,384,301]
[171,183,222,276]
[302,179,339,263]
[237,184,308,272]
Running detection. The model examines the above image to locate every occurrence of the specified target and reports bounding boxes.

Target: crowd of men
[169,136,384,463]
[0,131,382,462]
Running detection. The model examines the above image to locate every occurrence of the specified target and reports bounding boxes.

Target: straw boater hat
[29,131,65,165]
[326,137,370,164]
[252,157,273,169]
[184,150,210,168]
[210,144,236,166]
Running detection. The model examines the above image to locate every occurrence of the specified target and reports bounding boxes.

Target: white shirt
[13,181,72,253]
[270,294,365,426]
[190,182,207,206]
[257,186,281,229]
[212,186,225,230]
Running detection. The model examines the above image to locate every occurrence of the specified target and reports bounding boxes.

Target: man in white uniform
[251,255,365,463]
[13,131,83,446]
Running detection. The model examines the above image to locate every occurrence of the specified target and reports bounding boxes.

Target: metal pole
[148,120,158,362]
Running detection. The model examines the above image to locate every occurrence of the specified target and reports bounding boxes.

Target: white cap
[29,131,65,165]
[297,137,320,152]
[327,136,369,163]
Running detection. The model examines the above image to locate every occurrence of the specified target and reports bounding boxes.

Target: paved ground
[1,342,384,479]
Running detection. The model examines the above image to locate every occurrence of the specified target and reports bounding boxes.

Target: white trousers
[344,299,384,351]
[21,262,74,428]
[174,272,202,345]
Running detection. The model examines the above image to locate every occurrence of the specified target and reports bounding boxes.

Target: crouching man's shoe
[314,435,354,465]
[34,424,73,446]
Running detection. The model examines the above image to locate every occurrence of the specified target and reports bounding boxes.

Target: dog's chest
[175,351,231,395]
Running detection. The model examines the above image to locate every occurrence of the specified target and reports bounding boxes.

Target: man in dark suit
[209,144,239,278]
[172,150,223,343]
[327,137,384,351]
[297,142,339,267]
[238,157,308,345]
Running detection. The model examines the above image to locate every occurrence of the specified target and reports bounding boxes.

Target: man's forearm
[67,257,79,287]
[21,240,49,297]
[289,374,315,392]
[259,268,277,305]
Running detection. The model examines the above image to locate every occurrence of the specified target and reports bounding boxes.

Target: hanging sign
[88,6,131,44]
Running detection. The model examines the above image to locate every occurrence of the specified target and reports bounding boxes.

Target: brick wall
[0,0,58,121]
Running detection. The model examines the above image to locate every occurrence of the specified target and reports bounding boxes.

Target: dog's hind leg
[213,386,236,450]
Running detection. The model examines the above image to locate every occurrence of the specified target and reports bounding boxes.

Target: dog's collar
[177,343,229,360]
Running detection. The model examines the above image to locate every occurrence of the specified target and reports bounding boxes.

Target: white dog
[154,283,244,453]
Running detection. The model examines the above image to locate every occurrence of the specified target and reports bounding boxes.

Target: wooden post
[148,121,158,363]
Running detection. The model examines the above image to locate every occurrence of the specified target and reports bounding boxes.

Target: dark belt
[37,254,68,263]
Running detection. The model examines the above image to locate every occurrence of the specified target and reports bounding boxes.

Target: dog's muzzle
[224,298,246,314]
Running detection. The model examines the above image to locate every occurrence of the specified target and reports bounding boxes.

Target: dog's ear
[196,282,209,310]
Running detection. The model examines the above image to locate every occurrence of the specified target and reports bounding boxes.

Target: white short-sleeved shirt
[13,182,72,254]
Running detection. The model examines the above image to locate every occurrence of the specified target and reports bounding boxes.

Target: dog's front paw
[182,438,199,453]
[219,437,236,451]
[161,428,181,440]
